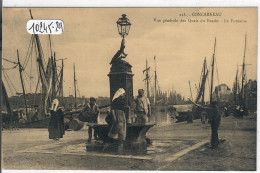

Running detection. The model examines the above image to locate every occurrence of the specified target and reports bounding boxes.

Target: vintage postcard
[1,6,258,171]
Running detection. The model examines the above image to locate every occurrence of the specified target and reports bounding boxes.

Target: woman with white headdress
[108,88,127,143]
[48,99,65,140]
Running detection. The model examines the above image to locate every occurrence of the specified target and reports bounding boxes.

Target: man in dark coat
[206,101,221,148]
[190,99,223,149]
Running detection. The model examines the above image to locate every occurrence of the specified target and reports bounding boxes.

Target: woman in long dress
[108,88,127,143]
[48,99,65,140]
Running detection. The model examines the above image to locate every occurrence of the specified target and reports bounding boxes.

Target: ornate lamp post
[108,14,134,123]
[109,14,131,64]
[116,14,131,38]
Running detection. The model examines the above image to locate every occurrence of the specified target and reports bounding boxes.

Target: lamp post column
[108,14,134,123]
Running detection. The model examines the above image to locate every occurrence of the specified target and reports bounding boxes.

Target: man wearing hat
[84,97,100,142]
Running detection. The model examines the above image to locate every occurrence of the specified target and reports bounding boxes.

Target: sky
[2,8,258,100]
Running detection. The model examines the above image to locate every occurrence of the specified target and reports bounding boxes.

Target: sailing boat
[143,57,168,113]
[189,38,217,122]
[2,10,85,129]
[232,35,249,117]
[191,57,209,120]
[195,58,209,105]
[151,56,167,106]
[142,59,151,100]
[72,63,82,110]
[15,10,65,127]
[142,57,187,122]
[232,66,239,106]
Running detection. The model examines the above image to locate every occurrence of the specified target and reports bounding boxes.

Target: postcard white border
[2,0,260,7]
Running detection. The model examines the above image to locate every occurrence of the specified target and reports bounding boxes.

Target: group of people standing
[82,88,151,144]
[48,97,100,142]
[48,89,223,150]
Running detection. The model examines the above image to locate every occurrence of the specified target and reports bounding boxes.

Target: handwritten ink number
[28,23,35,34]
[48,22,53,34]
[28,20,63,34]
[56,21,63,32]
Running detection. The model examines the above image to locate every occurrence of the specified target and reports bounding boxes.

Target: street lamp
[108,14,134,122]
[116,14,131,38]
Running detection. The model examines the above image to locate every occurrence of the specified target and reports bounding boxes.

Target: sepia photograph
[1,7,258,171]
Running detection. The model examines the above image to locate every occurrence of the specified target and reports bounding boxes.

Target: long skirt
[48,109,65,139]
[108,109,126,141]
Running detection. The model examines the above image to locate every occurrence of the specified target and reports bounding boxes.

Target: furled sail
[195,58,208,103]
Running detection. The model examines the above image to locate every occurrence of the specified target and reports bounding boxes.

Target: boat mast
[201,57,207,105]
[49,35,53,58]
[29,9,49,113]
[195,58,208,104]
[29,10,46,79]
[74,63,77,108]
[154,56,157,105]
[49,34,55,101]
[146,59,150,99]
[234,66,238,105]
[59,60,64,101]
[17,49,28,116]
[188,81,193,101]
[210,38,216,104]
[51,52,58,101]
[240,34,247,103]
[143,59,150,99]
